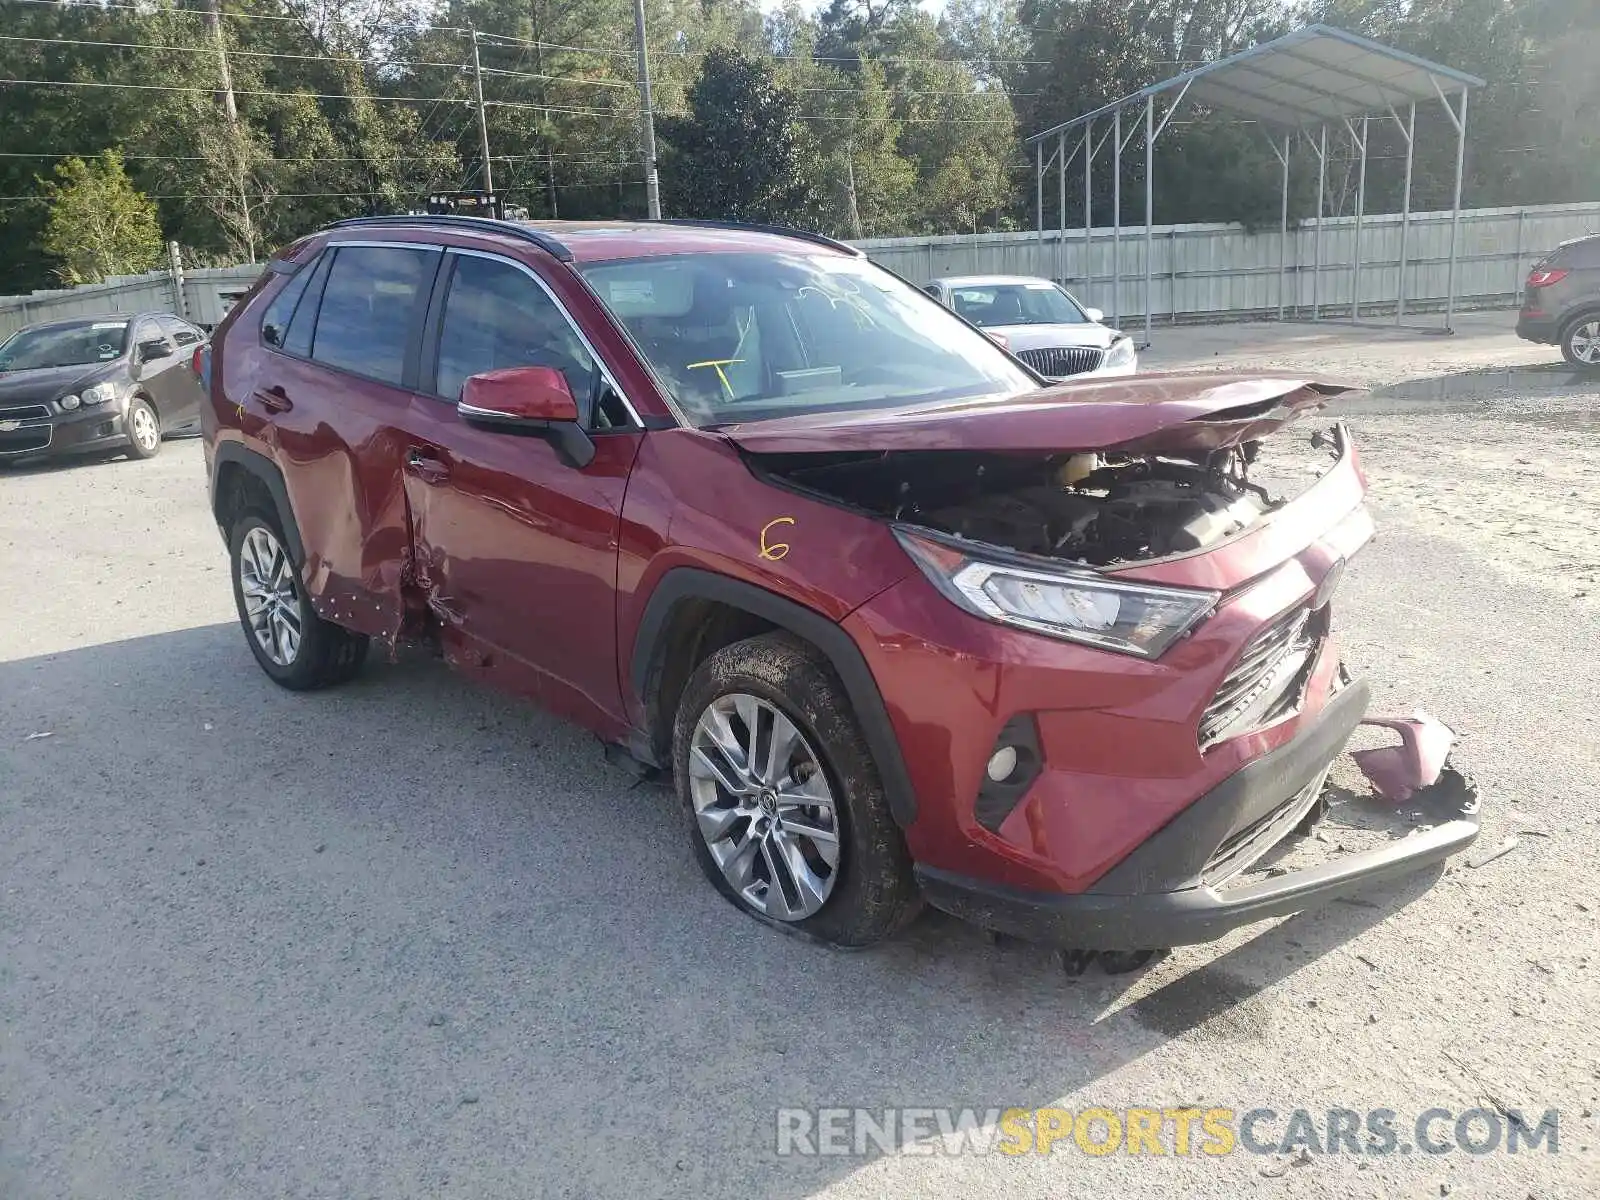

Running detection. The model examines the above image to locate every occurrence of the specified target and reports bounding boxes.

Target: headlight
[58,393,81,410]
[895,528,1218,658]
[80,382,118,405]
[1103,337,1136,370]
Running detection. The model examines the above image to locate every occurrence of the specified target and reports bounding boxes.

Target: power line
[10,0,474,36]
[0,75,477,105]
[1,76,1015,123]
[0,34,637,90]
[0,33,467,71]
[13,1,1048,73]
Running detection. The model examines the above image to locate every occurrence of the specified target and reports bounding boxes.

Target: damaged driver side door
[397,249,644,735]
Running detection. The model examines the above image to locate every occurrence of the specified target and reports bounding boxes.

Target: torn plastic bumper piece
[915,681,1481,950]
[1353,711,1456,803]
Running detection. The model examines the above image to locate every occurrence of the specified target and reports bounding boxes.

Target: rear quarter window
[261,254,321,349]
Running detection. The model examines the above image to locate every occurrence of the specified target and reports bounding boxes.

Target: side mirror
[922,284,942,299]
[137,340,168,364]
[458,365,594,468]
[1083,306,1105,324]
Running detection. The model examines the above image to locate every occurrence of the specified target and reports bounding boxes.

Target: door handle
[253,386,293,413]
[405,448,450,483]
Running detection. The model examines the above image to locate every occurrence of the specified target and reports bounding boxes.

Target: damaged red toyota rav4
[200,216,1479,964]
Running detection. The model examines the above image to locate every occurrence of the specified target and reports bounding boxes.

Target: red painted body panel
[613,428,916,727]
[401,401,642,735]
[717,374,1350,455]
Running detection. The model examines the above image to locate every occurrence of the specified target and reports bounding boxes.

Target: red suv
[201,216,1478,959]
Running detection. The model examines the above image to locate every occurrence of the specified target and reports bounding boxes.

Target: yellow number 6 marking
[759,516,795,562]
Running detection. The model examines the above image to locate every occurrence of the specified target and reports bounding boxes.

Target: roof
[18,313,142,328]
[325,216,861,263]
[933,275,1057,288]
[1027,24,1485,143]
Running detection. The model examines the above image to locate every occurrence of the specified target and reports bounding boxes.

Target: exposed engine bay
[754,433,1334,567]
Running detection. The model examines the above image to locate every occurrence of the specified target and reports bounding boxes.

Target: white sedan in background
[923,275,1138,381]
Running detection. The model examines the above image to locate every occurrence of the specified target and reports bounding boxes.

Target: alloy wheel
[1569,320,1600,366]
[239,525,303,666]
[687,692,842,921]
[131,405,159,451]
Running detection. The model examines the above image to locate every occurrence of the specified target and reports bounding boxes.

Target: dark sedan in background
[0,312,208,465]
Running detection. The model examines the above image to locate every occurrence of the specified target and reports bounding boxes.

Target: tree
[40,151,164,285]
[660,47,816,222]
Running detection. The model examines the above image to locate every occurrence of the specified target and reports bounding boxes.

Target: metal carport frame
[1025,25,1485,342]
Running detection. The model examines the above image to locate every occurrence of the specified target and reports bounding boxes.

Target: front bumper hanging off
[915,681,1481,950]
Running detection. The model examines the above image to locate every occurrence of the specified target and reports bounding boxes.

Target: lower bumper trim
[918,813,1476,949]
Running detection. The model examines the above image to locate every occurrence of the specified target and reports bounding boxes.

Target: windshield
[946,283,1088,328]
[0,320,129,371]
[577,252,1035,426]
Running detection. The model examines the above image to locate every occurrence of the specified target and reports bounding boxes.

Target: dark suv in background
[1516,232,1600,370]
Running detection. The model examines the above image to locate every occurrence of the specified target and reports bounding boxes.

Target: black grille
[0,426,51,455]
[1199,605,1320,750]
[0,403,51,422]
[1201,764,1330,886]
[1016,346,1104,378]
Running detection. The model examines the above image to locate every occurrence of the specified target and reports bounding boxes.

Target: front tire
[672,632,921,947]
[228,511,367,690]
[124,397,162,459]
[1560,313,1600,372]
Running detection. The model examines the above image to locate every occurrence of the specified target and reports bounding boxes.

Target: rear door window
[310,245,437,385]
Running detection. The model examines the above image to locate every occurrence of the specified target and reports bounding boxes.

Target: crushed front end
[813,413,1480,950]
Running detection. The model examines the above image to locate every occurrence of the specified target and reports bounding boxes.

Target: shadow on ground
[0,623,1442,1198]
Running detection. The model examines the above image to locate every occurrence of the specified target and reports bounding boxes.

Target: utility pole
[469,26,494,198]
[632,0,661,219]
[204,0,255,261]
[844,140,862,239]
[204,0,237,123]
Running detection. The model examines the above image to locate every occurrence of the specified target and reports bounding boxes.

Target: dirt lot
[2,312,1597,1198]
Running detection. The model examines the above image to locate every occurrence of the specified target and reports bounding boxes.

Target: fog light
[986,745,1019,782]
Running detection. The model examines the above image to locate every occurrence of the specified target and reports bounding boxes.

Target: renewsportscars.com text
[774,1105,1561,1158]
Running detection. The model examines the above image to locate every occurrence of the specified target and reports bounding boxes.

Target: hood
[718,373,1359,456]
[983,322,1119,352]
[0,363,114,403]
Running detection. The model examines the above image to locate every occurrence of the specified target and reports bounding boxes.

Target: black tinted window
[310,246,434,385]
[262,257,318,349]
[158,315,201,346]
[134,321,173,357]
[436,255,596,405]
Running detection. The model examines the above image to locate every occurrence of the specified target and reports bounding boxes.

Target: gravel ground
[2,313,1598,1198]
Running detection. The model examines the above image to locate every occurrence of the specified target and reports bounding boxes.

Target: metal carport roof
[1027,25,1485,143]
[1023,25,1485,339]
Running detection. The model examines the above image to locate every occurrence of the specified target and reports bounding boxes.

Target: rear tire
[228,510,367,690]
[1560,312,1600,372]
[672,632,921,947]
[124,397,162,460]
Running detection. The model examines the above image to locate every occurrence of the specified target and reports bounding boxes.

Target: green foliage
[660,47,815,222]
[0,0,1593,293]
[40,151,164,285]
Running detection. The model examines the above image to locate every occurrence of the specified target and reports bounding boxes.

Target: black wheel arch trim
[630,568,918,827]
[210,441,306,566]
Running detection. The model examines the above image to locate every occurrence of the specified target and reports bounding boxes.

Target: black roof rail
[325,214,573,261]
[650,219,864,257]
